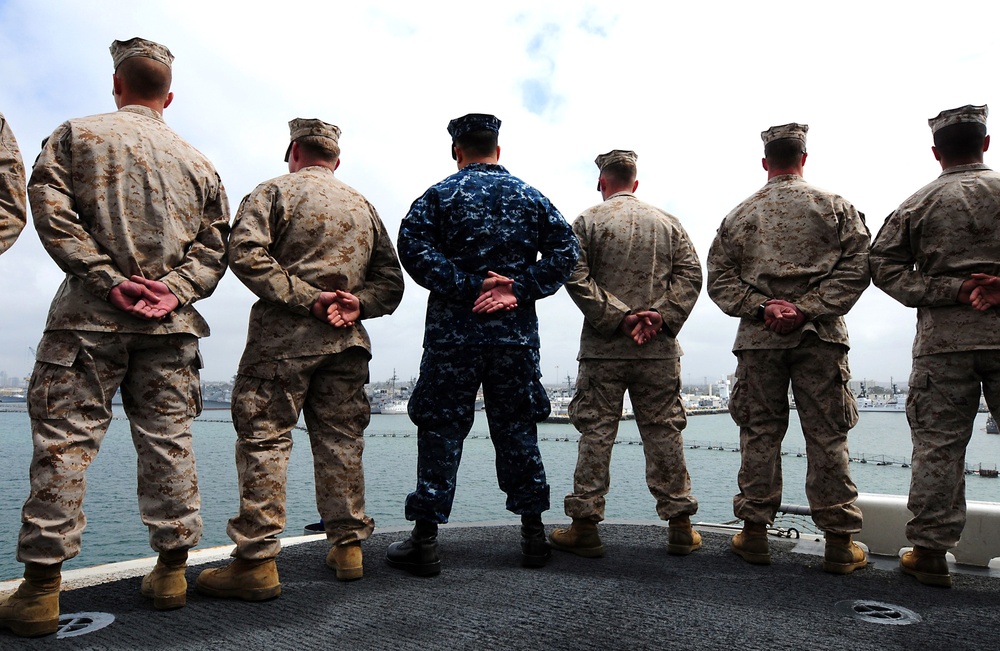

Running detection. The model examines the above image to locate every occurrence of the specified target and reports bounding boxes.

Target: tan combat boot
[731,521,771,565]
[823,533,868,575]
[0,562,62,637]
[900,545,951,588]
[326,542,363,581]
[195,558,281,601]
[141,549,189,610]
[667,516,703,556]
[548,519,604,558]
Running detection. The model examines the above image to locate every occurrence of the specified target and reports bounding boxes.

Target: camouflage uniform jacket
[870,163,1000,356]
[707,174,871,351]
[28,105,230,336]
[0,112,25,255]
[230,166,404,366]
[564,192,702,360]
[398,162,579,348]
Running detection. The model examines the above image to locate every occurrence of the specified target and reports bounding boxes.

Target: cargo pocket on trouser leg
[728,360,748,428]
[906,368,929,430]
[231,361,280,439]
[28,332,99,420]
[529,357,551,423]
[189,349,205,418]
[838,359,859,430]
[407,349,478,430]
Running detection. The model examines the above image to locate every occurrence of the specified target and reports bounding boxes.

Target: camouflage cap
[285,118,341,162]
[447,113,501,140]
[761,123,809,148]
[928,104,988,133]
[595,150,638,171]
[110,37,174,70]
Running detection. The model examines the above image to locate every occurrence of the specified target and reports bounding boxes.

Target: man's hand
[329,290,361,327]
[108,275,178,320]
[621,310,662,345]
[312,292,336,323]
[969,273,1000,311]
[312,291,361,327]
[473,271,518,314]
[763,299,804,334]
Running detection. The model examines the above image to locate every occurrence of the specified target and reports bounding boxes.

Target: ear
[162,91,174,110]
[334,158,342,171]
[112,74,122,96]
[984,134,991,153]
[495,145,501,161]
[932,145,942,162]
[631,180,639,192]
[800,152,808,167]
[761,157,769,172]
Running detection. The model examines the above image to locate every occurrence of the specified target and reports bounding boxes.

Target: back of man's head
[295,136,340,164]
[454,129,498,159]
[600,160,637,189]
[115,56,172,102]
[764,138,806,170]
[933,122,987,162]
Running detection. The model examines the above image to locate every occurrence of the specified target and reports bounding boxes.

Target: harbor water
[1,408,998,581]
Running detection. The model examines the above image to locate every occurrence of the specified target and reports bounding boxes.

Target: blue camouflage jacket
[399,163,579,348]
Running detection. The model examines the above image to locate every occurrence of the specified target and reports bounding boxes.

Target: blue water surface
[0,408,997,580]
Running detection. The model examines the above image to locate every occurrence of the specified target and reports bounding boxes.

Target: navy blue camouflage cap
[447,113,501,140]
[284,117,342,162]
[110,37,174,70]
[761,123,808,148]
[928,104,988,133]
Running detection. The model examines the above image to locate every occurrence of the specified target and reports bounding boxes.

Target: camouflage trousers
[404,346,551,523]
[905,350,1000,550]
[565,357,697,522]
[228,347,374,559]
[730,335,862,533]
[18,330,203,565]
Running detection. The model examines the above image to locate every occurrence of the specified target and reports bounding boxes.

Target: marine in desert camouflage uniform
[549,150,703,559]
[386,113,578,576]
[871,104,1000,588]
[196,119,403,601]
[0,37,229,636]
[0,112,26,255]
[707,123,871,574]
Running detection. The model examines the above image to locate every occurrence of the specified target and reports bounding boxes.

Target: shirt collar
[939,162,991,176]
[119,105,165,122]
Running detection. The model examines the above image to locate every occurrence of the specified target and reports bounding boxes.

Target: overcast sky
[0,1,996,387]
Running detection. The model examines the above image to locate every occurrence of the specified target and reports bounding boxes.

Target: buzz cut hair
[763,138,806,168]
[600,160,637,187]
[295,136,340,163]
[115,56,172,101]
[454,129,498,159]
[933,122,988,160]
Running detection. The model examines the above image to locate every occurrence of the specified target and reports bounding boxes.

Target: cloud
[0,0,998,388]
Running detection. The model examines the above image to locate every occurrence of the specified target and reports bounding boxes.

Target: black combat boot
[521,513,551,568]
[386,521,441,577]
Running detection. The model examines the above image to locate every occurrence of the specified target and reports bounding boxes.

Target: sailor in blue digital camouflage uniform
[386,113,579,575]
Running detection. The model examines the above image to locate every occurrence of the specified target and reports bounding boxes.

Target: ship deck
[4,522,998,650]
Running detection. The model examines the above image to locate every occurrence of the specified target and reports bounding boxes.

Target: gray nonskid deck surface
[9,524,998,650]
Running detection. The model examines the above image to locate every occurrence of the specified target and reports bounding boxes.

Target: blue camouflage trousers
[404,346,551,523]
